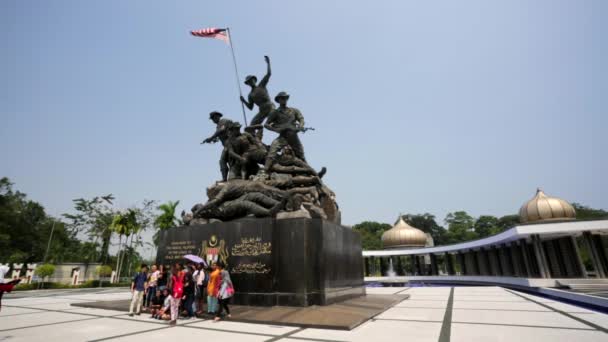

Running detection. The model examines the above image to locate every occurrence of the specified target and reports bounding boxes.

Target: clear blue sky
[1,1,606,256]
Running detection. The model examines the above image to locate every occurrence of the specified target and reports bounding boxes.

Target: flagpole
[226,28,248,126]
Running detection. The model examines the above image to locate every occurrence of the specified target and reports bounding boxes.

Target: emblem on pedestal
[200,234,229,265]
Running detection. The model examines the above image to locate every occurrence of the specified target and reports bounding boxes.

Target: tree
[36,264,55,288]
[110,209,140,280]
[573,203,608,220]
[474,215,499,238]
[153,200,180,246]
[96,265,112,277]
[445,211,477,244]
[352,221,392,250]
[496,214,520,232]
[0,177,93,264]
[63,195,116,263]
[401,213,447,245]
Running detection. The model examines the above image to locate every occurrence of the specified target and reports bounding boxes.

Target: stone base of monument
[72,293,408,330]
[156,218,366,306]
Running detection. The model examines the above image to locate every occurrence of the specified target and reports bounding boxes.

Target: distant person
[129,264,148,316]
[207,262,221,315]
[0,265,21,312]
[154,288,172,320]
[144,264,160,309]
[148,289,165,317]
[214,261,234,322]
[157,265,168,291]
[169,263,184,326]
[193,263,207,315]
[182,264,196,319]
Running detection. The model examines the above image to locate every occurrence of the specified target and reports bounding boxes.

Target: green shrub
[35,264,55,280]
[96,265,113,277]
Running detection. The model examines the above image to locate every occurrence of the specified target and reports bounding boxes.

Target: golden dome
[381,217,428,249]
[519,189,576,223]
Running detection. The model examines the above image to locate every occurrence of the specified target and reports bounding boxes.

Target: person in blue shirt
[129,264,148,316]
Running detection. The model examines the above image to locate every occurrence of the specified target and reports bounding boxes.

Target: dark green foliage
[352,221,392,250]
[474,215,499,238]
[354,204,607,249]
[445,211,477,244]
[153,200,180,246]
[497,214,520,231]
[0,177,99,264]
[573,203,608,220]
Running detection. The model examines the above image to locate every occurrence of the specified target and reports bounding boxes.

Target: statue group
[183,56,340,225]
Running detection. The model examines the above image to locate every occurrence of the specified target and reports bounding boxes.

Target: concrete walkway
[1,286,607,341]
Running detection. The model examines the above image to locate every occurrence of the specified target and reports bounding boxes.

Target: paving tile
[453,300,550,311]
[0,307,43,317]
[187,319,297,336]
[67,307,128,317]
[376,307,445,321]
[452,309,593,329]
[541,301,598,314]
[16,302,90,311]
[109,325,269,341]
[394,300,448,309]
[0,311,92,331]
[569,312,608,329]
[451,322,606,342]
[290,320,442,342]
[365,287,407,295]
[454,295,527,302]
[0,317,161,342]
[118,314,205,326]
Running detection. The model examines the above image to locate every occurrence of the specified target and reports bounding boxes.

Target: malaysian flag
[190,27,230,44]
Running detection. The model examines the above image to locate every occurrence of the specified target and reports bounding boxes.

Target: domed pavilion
[381,217,428,249]
[519,188,576,223]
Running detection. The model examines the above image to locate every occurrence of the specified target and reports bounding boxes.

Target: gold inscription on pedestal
[231,237,271,256]
[165,241,196,261]
[231,262,271,274]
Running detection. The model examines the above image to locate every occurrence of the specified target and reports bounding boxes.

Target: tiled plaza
[1,286,607,341]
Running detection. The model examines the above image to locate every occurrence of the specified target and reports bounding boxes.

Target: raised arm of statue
[260,56,271,88]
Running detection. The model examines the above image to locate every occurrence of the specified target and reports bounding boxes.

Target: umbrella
[184,254,205,265]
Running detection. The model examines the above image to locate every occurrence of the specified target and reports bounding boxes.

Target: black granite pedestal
[156,218,366,306]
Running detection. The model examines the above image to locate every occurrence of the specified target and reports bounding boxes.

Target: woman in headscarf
[213,261,234,321]
[0,265,21,312]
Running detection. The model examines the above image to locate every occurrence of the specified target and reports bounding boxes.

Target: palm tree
[153,201,180,246]
[110,209,139,281]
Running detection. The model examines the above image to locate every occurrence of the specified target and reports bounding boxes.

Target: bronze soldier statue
[240,56,274,140]
[193,192,285,221]
[264,91,306,171]
[201,111,235,182]
[225,122,267,179]
[270,145,326,178]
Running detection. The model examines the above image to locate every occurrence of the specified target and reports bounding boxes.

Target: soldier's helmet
[228,122,242,131]
[274,91,290,102]
[209,111,223,119]
[244,75,257,84]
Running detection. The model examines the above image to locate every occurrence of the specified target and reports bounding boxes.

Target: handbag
[226,283,235,297]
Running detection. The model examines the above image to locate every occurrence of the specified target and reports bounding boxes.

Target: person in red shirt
[0,265,21,312]
[169,263,184,326]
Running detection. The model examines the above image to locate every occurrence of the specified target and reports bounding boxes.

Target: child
[148,289,165,317]
[154,288,172,320]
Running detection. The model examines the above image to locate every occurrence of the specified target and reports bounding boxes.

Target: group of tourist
[129,260,234,326]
